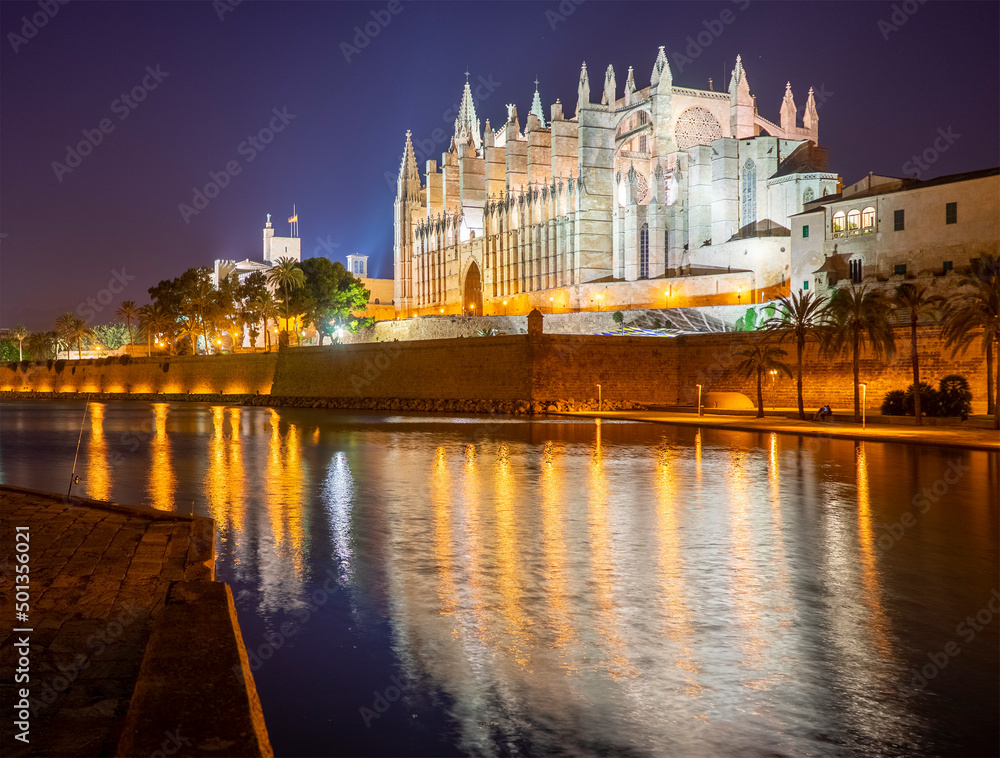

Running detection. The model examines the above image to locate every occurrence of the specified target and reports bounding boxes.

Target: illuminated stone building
[392,50,838,316]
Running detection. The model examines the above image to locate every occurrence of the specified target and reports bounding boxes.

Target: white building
[790,167,1000,293]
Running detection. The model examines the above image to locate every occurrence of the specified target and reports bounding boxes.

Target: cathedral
[393,49,839,316]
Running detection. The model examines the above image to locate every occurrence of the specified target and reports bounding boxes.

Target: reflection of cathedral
[393,50,839,316]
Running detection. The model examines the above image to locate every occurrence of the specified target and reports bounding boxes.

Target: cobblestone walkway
[0,486,213,756]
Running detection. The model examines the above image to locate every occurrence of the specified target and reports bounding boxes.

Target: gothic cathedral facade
[393,49,839,316]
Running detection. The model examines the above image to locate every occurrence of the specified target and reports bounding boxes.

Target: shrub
[903,382,940,417]
[937,374,972,418]
[881,390,907,416]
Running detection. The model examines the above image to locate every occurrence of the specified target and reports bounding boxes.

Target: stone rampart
[1,327,990,412]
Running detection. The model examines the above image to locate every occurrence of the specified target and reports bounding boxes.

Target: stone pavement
[555,410,1000,451]
[0,485,214,757]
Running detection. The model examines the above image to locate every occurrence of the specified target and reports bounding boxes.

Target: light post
[696,384,703,417]
[769,369,777,410]
[859,382,867,429]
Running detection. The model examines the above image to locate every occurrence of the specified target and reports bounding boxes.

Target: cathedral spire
[650,45,670,88]
[454,76,482,151]
[780,81,797,133]
[728,54,751,103]
[577,62,590,116]
[804,86,819,141]
[397,130,421,198]
[529,78,546,128]
[602,64,616,107]
[624,66,636,106]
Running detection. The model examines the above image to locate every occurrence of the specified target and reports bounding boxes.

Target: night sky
[2,0,998,331]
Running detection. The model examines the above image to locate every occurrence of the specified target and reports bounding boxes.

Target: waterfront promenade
[0,486,270,757]
[557,410,1000,451]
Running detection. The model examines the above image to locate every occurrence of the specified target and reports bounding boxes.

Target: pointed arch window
[742,159,757,235]
[639,223,649,279]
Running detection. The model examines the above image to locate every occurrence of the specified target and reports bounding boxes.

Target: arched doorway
[463,262,483,315]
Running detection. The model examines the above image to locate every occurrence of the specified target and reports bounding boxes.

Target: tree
[734,338,793,418]
[138,302,174,355]
[55,313,92,359]
[25,331,58,361]
[823,283,896,422]
[290,258,370,344]
[11,324,29,361]
[612,311,624,335]
[892,283,943,425]
[762,290,827,419]
[941,255,1000,429]
[254,292,279,351]
[266,257,306,339]
[116,300,139,346]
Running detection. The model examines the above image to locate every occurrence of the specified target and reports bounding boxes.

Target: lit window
[847,209,861,234]
[946,202,957,224]
[802,224,809,238]
[894,209,905,231]
[862,207,875,230]
[832,211,846,236]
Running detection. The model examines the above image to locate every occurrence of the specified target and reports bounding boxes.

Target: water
[1,400,997,758]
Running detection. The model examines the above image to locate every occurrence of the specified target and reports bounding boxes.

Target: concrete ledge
[116,582,273,757]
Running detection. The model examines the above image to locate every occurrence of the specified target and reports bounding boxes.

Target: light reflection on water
[1,401,997,758]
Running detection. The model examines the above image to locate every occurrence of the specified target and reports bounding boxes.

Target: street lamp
[859,382,867,428]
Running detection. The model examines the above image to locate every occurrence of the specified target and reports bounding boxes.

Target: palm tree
[265,257,306,341]
[11,324,29,361]
[116,300,139,347]
[823,283,896,422]
[941,255,1000,429]
[139,303,174,355]
[892,283,943,425]
[734,338,793,418]
[54,313,77,358]
[762,290,827,419]
[255,292,279,352]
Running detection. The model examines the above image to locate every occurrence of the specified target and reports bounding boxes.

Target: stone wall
[2,327,990,412]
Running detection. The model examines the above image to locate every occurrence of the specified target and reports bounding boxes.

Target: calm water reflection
[1,401,997,758]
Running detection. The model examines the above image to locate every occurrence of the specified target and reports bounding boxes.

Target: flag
[288,214,298,223]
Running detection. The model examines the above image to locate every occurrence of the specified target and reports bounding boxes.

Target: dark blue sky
[2,0,998,330]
